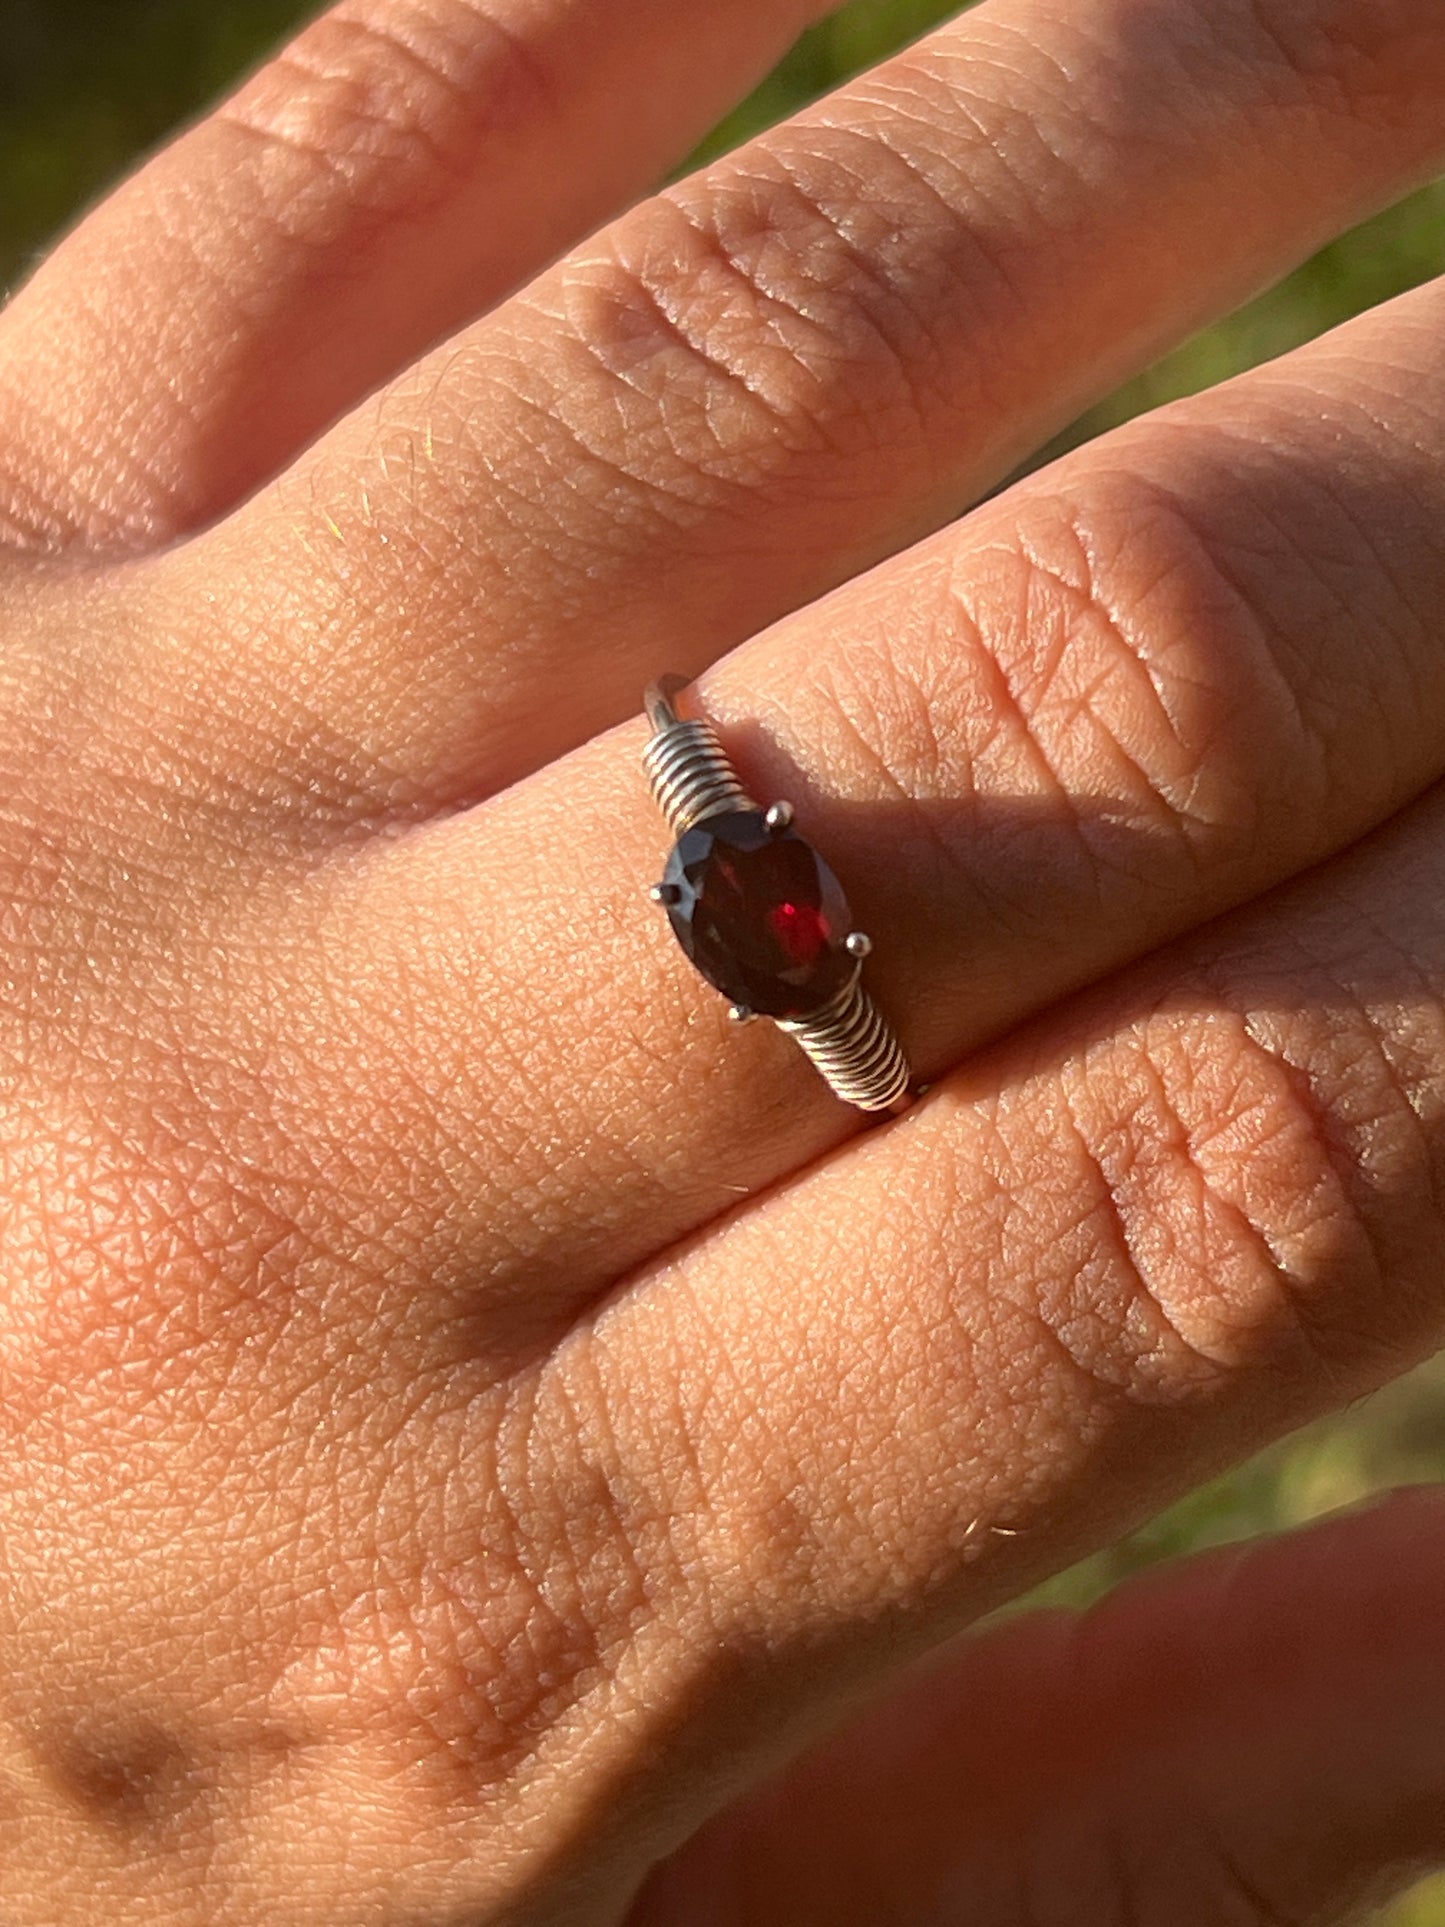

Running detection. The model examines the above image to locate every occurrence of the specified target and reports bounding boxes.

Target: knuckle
[944,456,1404,873]
[777,471,1322,947]
[560,126,983,494]
[1101,402,1436,824]
[1048,979,1431,1405]
[217,1,546,237]
[287,1345,687,1810]
[966,476,1318,854]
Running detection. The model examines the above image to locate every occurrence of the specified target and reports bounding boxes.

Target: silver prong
[728,1004,756,1025]
[845,930,873,959]
[764,800,794,836]
[650,882,682,905]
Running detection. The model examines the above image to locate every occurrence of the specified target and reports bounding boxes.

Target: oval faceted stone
[661,809,855,1020]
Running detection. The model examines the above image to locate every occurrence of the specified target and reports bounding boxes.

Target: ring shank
[777,974,913,1113]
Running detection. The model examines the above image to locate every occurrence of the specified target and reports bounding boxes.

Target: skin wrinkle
[969,541,1159,894]
[941,569,1082,816]
[1349,972,1445,1232]
[254,17,489,161]
[1032,497,1233,778]
[1264,402,1443,723]
[0,390,168,553]
[587,238,802,430]
[562,229,898,517]
[1234,1012,1445,1365]
[1236,0,1347,104]
[217,0,558,235]
[0,0,847,554]
[462,312,732,533]
[751,136,978,422]
[1202,943,1436,1369]
[795,648,929,823]
[562,306,793,506]
[858,33,1101,229]
[1176,1052,1346,1285]
[1062,458,1338,813]
[1112,1016,1329,1372]
[620,1009,1418,1911]
[940,509,1231,903]
[1047,1072,1219,1395]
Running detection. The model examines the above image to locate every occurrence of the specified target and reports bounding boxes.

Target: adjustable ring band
[642,673,915,1116]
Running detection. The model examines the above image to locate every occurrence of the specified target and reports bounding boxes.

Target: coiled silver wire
[643,674,915,1116]
[642,715,756,833]
[778,977,912,1112]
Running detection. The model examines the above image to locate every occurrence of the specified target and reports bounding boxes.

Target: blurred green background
[5,0,1445,1917]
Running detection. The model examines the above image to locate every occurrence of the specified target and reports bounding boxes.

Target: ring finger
[233,270,1445,1356]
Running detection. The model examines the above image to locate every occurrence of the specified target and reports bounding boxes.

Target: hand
[4,1,1445,1921]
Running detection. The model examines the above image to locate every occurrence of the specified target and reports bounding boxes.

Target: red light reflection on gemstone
[767,899,830,964]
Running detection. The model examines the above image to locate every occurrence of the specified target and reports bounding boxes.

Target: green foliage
[689,0,974,163]
[5,1,1445,1916]
[0,0,307,288]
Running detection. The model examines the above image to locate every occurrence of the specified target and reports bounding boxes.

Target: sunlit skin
[5,1,1445,1922]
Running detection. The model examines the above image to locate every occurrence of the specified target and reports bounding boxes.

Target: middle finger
[166,0,1445,813]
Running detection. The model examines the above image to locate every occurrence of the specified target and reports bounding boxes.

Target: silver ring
[642,673,915,1116]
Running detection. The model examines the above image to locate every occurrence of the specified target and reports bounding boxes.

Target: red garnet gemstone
[660,809,856,1019]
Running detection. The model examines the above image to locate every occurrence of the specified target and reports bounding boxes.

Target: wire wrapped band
[777,977,912,1114]
[643,675,914,1116]
[643,720,756,834]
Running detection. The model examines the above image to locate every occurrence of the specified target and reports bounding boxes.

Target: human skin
[6,0,1445,1919]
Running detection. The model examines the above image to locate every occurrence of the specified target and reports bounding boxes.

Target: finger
[177,0,1445,809]
[631,1491,1445,1926]
[539,773,1445,1911]
[0,0,834,552]
[218,269,1445,1349]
